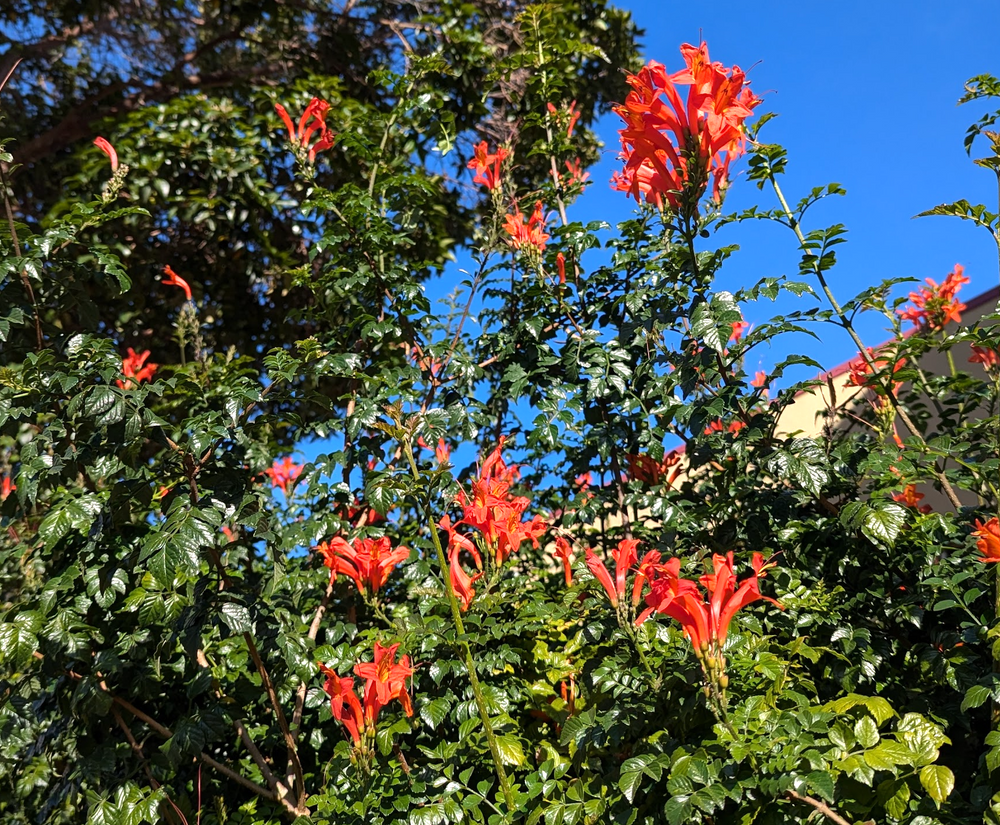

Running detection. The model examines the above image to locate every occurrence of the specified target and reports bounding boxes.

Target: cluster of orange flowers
[467,141,510,191]
[264,456,303,495]
[439,438,547,610]
[316,536,410,597]
[970,345,1000,372]
[612,42,761,211]
[117,348,157,390]
[897,265,969,329]
[846,346,905,390]
[319,642,413,747]
[583,539,781,676]
[704,419,745,437]
[502,201,550,253]
[626,451,682,486]
[275,97,336,162]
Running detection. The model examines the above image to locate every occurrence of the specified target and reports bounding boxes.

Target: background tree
[0,0,640,442]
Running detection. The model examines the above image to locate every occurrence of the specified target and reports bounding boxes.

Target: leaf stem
[768,175,964,510]
[401,439,516,812]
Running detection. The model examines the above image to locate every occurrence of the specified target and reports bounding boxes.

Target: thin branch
[112,707,187,825]
[63,670,281,807]
[194,648,286,797]
[785,790,853,825]
[243,632,306,810]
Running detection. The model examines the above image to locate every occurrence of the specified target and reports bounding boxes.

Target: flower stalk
[767,175,963,510]
[401,439,516,812]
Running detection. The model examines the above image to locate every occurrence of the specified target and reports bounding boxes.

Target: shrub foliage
[2,21,1000,825]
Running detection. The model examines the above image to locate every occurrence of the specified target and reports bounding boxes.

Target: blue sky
[561,0,1000,374]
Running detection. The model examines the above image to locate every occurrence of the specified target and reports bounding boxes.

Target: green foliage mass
[3,13,1000,825]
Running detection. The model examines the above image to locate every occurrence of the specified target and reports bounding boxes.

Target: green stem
[401,441,516,812]
[769,175,964,511]
[941,331,958,378]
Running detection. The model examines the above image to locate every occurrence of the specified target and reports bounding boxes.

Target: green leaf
[840,501,907,548]
[860,696,896,726]
[495,734,525,767]
[961,684,992,711]
[918,765,954,807]
[691,301,725,353]
[38,494,104,548]
[854,716,880,749]
[663,796,693,825]
[219,602,253,634]
[0,612,42,668]
[84,385,125,423]
[880,779,910,820]
[807,770,835,802]
[864,741,915,771]
[619,767,644,804]
[420,698,451,730]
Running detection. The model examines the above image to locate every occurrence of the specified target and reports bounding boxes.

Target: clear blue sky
[564,0,1000,374]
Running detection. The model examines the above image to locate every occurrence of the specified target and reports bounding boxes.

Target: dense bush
[3,20,1000,825]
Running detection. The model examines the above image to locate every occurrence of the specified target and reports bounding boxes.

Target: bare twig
[785,790,853,825]
[63,671,281,808]
[112,707,187,825]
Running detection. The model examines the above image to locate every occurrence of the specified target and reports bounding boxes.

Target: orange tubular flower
[546,100,581,138]
[503,201,550,252]
[555,252,567,285]
[751,370,768,389]
[275,97,336,162]
[897,264,969,329]
[116,348,158,389]
[612,43,761,212]
[891,484,931,514]
[585,548,618,606]
[846,347,905,390]
[626,451,681,486]
[354,641,414,717]
[561,158,590,187]
[319,664,365,745]
[162,265,193,302]
[585,539,641,608]
[970,345,1000,372]
[639,552,782,656]
[448,542,483,611]
[554,538,574,587]
[93,137,119,172]
[440,514,483,610]
[729,320,750,342]
[704,419,745,436]
[316,535,410,595]
[973,518,1000,563]
[632,550,662,609]
[468,141,510,190]
[265,456,303,495]
[435,438,451,466]
[1,475,14,500]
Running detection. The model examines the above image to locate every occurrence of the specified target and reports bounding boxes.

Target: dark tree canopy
[1,0,641,439]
